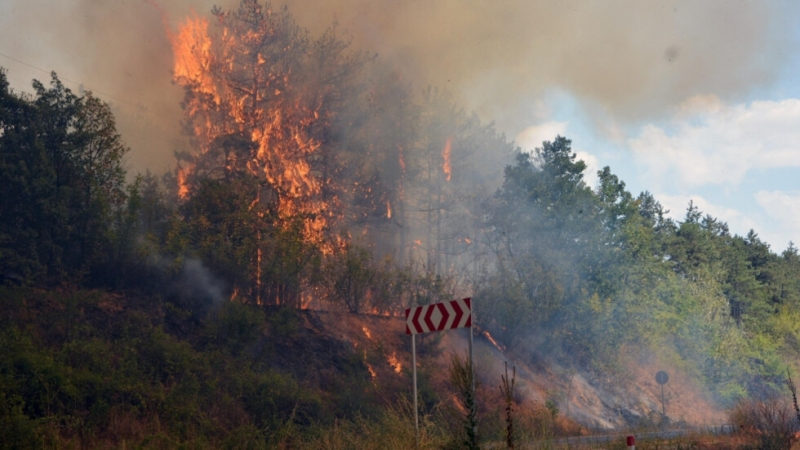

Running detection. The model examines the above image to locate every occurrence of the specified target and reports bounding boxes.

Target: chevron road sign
[406,297,475,448]
[405,298,472,335]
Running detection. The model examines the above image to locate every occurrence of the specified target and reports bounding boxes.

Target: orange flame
[362,349,376,383]
[177,165,191,199]
[170,10,337,251]
[387,352,402,373]
[362,326,373,340]
[442,136,453,182]
[398,145,406,202]
[170,15,215,100]
[483,330,505,351]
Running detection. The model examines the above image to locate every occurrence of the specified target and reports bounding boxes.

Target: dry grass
[730,396,800,450]
[293,400,449,450]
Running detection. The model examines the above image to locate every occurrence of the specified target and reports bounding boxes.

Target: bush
[730,396,800,450]
[300,400,448,450]
[206,301,264,354]
[0,392,43,449]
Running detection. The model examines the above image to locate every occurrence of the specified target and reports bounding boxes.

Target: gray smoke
[179,258,227,308]
[0,0,794,171]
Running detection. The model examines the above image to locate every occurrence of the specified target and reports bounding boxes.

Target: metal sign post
[468,318,476,440]
[412,333,419,449]
[655,370,669,417]
[406,298,473,449]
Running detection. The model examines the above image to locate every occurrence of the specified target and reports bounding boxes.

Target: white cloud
[629,97,800,188]
[754,190,800,249]
[656,193,760,237]
[574,149,600,190]
[516,121,567,152]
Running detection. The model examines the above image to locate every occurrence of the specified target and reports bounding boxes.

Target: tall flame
[442,136,453,182]
[170,9,336,249]
[177,165,191,199]
[170,15,215,99]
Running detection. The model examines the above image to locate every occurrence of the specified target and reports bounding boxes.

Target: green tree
[0,69,128,285]
[478,136,598,349]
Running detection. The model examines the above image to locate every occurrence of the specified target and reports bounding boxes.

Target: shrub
[207,301,264,354]
[730,396,800,450]
[448,351,479,449]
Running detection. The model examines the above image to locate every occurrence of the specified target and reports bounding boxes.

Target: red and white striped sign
[405,298,472,335]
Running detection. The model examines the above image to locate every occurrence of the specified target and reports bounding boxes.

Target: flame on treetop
[170,4,337,250]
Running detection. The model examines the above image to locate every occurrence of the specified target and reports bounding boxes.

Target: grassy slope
[3,286,764,449]
[0,286,413,448]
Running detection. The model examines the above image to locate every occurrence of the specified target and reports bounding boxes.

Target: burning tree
[170,0,394,305]
[172,0,373,241]
[168,0,512,309]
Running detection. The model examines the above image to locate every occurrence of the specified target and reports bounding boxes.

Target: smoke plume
[0,0,793,171]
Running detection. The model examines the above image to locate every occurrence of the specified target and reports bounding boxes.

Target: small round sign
[655,371,669,385]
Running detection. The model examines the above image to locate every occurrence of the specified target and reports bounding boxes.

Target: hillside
[314,309,728,430]
[0,284,733,447]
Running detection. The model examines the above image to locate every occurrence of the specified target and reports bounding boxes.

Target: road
[485,425,735,449]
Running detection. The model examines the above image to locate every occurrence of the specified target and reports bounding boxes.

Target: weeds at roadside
[449,350,480,449]
[729,395,799,450]
[499,361,518,448]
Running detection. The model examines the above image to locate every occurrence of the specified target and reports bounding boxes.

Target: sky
[1,0,799,252]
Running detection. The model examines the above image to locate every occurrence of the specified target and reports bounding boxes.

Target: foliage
[0,286,400,447]
[0,69,127,286]
[787,371,800,427]
[298,399,449,450]
[730,396,800,450]
[476,133,800,405]
[448,351,479,449]
[499,361,517,449]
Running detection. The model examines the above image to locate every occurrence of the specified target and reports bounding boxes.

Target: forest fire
[170,9,334,247]
[7,0,800,445]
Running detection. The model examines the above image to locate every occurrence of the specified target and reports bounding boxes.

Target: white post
[468,324,476,440]
[412,333,419,449]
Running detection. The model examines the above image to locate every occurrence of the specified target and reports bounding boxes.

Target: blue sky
[515,85,800,252]
[1,0,799,251]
